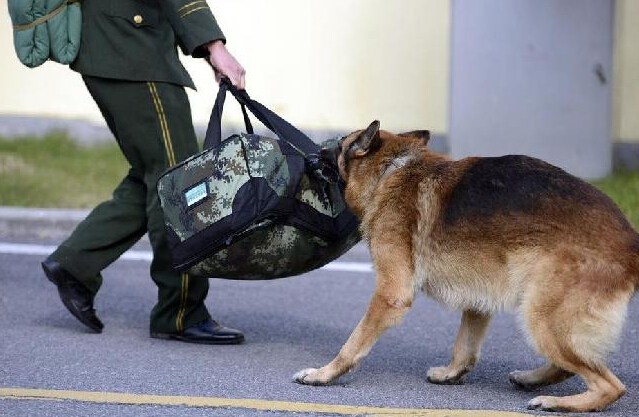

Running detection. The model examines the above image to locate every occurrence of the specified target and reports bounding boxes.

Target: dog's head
[320,120,430,183]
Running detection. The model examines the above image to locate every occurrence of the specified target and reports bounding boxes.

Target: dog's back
[398,151,639,309]
[438,154,637,252]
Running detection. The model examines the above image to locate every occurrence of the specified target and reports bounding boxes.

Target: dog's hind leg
[522,280,631,412]
[526,360,626,412]
[294,244,415,386]
[427,309,491,384]
[509,363,574,390]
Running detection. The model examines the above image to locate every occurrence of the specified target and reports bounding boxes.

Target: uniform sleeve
[158,0,226,58]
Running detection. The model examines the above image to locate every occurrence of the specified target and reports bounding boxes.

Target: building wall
[0,0,450,133]
[449,0,614,179]
[1,0,636,148]
[613,0,639,143]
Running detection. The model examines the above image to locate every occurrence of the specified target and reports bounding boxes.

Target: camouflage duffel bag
[157,80,360,280]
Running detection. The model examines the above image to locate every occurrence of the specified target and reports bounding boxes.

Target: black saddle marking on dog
[443,155,603,226]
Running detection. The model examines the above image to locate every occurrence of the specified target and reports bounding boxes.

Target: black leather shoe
[42,259,103,333]
[150,318,244,345]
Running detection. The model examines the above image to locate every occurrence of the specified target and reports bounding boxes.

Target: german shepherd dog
[294,121,638,412]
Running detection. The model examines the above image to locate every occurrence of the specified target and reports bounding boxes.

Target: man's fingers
[226,66,245,89]
[227,73,239,88]
[207,41,246,88]
[233,66,246,89]
[211,61,245,89]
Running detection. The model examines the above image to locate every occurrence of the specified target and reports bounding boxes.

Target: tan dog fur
[293,121,639,413]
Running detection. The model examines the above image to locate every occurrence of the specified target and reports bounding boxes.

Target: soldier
[42,0,245,344]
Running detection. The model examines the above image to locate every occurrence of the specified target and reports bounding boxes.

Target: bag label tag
[185,182,208,207]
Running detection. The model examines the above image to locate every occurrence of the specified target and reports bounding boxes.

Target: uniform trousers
[50,76,210,333]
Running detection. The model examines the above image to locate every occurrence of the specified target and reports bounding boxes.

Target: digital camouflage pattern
[157,134,360,279]
[158,134,289,242]
[189,223,360,280]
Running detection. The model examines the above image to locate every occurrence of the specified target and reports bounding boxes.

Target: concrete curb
[0,206,89,220]
[0,207,158,245]
[0,207,89,240]
[0,206,371,261]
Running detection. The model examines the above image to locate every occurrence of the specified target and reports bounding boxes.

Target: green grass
[593,171,639,229]
[0,134,128,208]
[1,134,639,229]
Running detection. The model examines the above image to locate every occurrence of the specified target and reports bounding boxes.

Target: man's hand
[207,40,246,89]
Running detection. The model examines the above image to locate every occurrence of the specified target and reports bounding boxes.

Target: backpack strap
[12,0,80,31]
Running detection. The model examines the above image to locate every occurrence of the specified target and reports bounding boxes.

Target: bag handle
[204,83,254,150]
[203,79,319,159]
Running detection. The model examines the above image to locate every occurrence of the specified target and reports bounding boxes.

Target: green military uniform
[49,0,225,333]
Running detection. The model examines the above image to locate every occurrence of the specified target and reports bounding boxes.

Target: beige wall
[0,0,450,134]
[613,0,639,143]
[3,0,635,142]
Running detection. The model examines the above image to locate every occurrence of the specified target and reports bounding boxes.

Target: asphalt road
[1,230,638,416]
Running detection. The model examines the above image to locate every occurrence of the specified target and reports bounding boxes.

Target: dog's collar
[380,154,413,180]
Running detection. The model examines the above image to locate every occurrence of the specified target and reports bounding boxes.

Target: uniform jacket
[71,0,225,88]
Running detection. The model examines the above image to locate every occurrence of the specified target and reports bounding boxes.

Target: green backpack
[8,0,81,67]
[157,81,360,280]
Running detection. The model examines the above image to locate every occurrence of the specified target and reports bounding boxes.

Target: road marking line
[321,261,372,273]
[0,242,373,273]
[0,387,535,417]
[0,242,153,261]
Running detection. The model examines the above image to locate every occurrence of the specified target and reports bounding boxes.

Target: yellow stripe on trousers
[176,273,190,333]
[147,82,189,332]
[147,82,176,166]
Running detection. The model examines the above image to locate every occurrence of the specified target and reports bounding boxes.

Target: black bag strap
[204,83,253,150]
[203,79,320,159]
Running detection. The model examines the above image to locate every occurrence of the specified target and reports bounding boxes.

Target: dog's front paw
[527,396,561,411]
[426,366,468,385]
[293,368,332,386]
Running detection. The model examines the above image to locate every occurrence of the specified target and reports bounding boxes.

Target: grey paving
[0,215,637,416]
[0,115,449,154]
[0,115,113,146]
[1,114,637,173]
[0,115,336,147]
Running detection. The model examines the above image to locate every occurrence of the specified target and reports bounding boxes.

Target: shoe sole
[42,263,103,334]
[150,332,245,345]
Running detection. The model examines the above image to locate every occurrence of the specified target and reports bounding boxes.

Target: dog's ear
[351,120,381,157]
[398,130,430,145]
